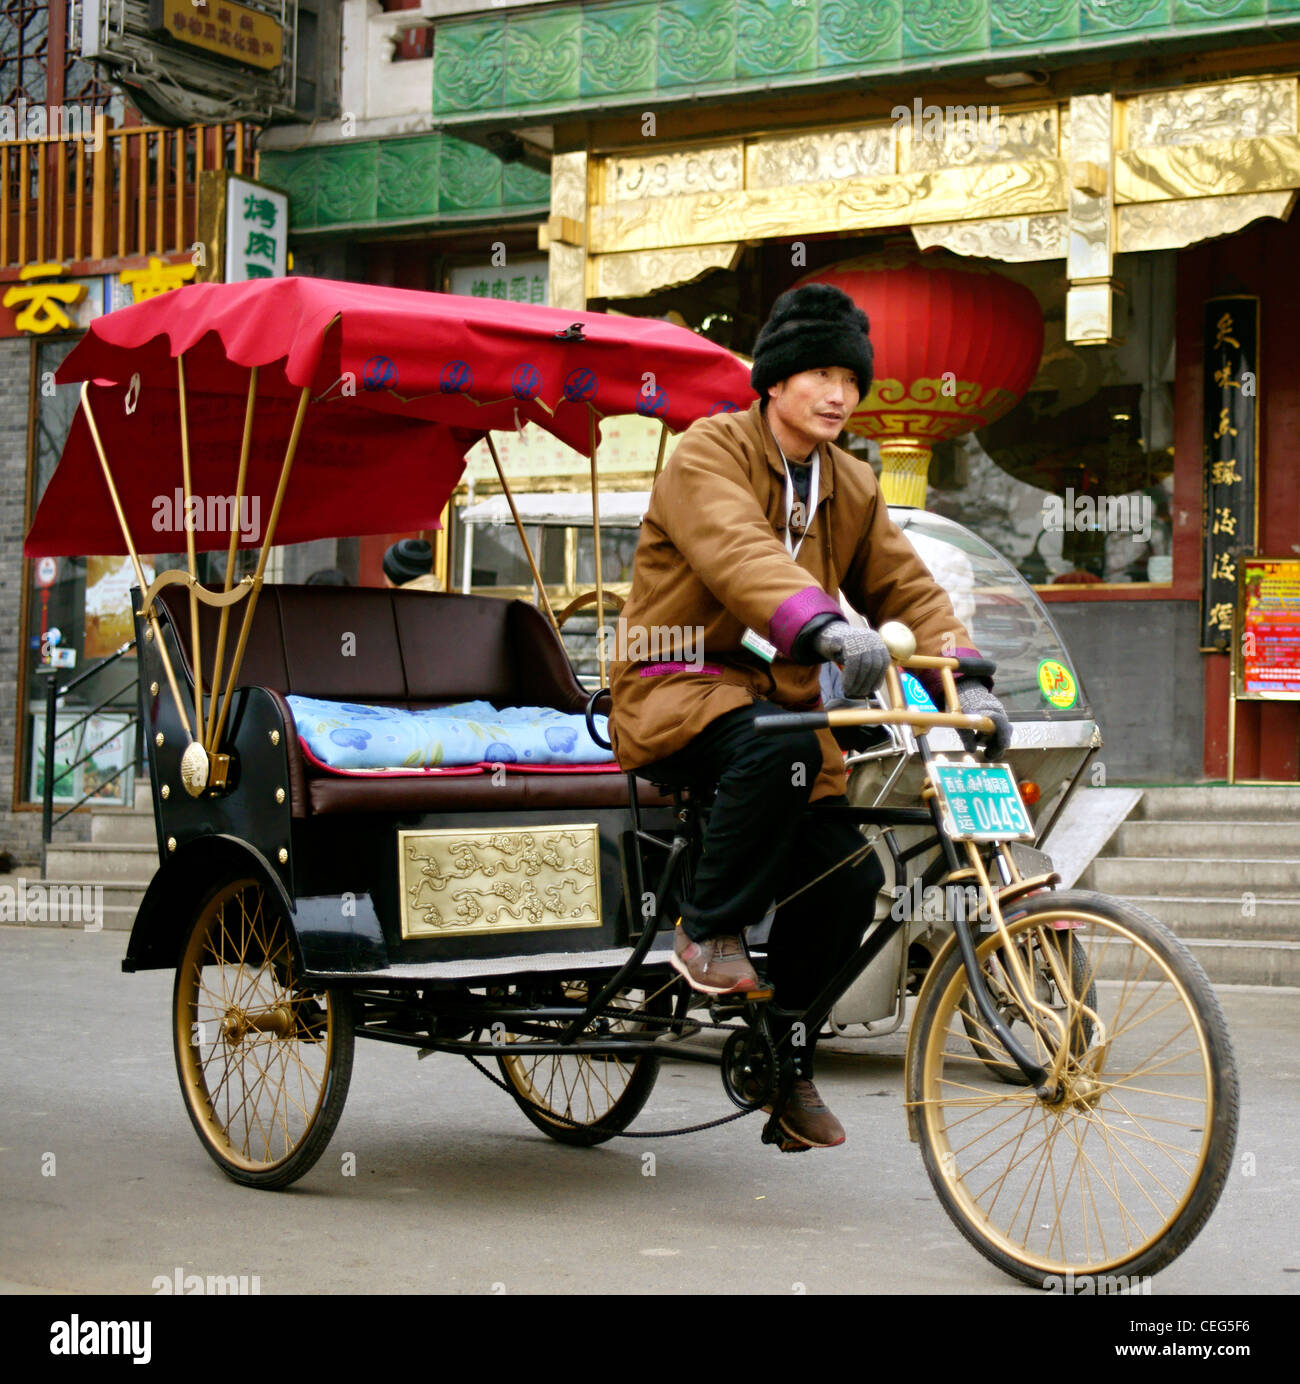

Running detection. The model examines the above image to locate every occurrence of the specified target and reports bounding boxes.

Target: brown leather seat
[156,585,668,816]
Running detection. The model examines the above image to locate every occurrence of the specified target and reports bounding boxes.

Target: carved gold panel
[592,243,741,298]
[913,212,1068,261]
[551,150,588,223]
[1117,191,1297,253]
[1124,79,1297,150]
[550,241,587,310]
[1067,93,1113,284]
[902,105,1058,173]
[398,824,603,940]
[746,127,895,188]
[604,145,743,202]
[1115,135,1300,204]
[588,159,1065,255]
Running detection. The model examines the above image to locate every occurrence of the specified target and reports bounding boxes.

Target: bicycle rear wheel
[909,890,1238,1287]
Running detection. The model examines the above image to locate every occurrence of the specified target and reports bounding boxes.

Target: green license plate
[927,761,1036,842]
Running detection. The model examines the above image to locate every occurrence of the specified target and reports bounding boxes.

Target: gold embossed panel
[398,825,603,939]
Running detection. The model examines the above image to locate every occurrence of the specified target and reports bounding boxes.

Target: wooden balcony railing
[0,122,260,274]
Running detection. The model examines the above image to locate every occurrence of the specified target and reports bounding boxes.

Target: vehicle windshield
[891,508,1090,718]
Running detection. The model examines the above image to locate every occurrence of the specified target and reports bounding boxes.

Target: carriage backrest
[154,584,588,712]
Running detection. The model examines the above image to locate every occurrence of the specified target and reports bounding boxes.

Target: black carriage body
[123,583,676,980]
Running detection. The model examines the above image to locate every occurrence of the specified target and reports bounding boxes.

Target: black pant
[642,703,881,1019]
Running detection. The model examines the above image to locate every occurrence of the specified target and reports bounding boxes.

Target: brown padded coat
[608,400,979,801]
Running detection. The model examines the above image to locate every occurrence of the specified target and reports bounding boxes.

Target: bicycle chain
[460,993,777,1139]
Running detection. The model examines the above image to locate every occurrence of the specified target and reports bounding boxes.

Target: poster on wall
[1235,557,1300,700]
[30,709,134,807]
[84,555,152,658]
[1200,295,1259,651]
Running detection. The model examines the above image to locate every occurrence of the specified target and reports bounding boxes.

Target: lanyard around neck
[778,446,820,559]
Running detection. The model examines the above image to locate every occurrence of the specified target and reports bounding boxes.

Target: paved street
[1,925,1296,1297]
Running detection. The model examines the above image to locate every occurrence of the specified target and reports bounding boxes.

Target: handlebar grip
[753,711,830,733]
[954,653,998,680]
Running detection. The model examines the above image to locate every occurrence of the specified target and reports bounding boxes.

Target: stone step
[1108,819,1300,858]
[90,810,156,845]
[1132,785,1300,821]
[6,899,139,931]
[1104,894,1300,942]
[1082,855,1300,897]
[1177,939,1300,988]
[43,841,158,881]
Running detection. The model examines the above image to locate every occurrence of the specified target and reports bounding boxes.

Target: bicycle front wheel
[909,889,1238,1288]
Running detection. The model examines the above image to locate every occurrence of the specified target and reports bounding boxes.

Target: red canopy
[26,277,754,557]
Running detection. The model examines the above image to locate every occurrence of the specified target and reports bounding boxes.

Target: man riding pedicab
[608,283,1011,1152]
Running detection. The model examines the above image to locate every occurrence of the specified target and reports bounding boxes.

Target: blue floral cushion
[285,696,614,771]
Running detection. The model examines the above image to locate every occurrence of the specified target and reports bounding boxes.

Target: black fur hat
[750,282,873,398]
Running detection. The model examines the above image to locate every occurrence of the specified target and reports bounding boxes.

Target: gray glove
[812,620,890,699]
[956,682,1012,760]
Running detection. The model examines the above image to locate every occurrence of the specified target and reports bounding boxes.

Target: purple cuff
[769,586,841,658]
[916,646,984,704]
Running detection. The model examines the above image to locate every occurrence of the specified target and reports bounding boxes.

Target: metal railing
[1,121,259,270]
[39,642,143,865]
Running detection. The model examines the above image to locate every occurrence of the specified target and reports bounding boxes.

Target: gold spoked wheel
[909,890,1238,1287]
[497,979,668,1146]
[173,877,353,1188]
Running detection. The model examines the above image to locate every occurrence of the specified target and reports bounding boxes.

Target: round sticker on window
[1038,659,1078,709]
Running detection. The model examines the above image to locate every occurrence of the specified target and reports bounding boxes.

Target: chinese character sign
[1201,296,1258,650]
[448,261,548,306]
[2,264,89,334]
[224,176,288,283]
[153,0,283,72]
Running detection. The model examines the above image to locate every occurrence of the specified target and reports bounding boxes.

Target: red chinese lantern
[795,244,1044,506]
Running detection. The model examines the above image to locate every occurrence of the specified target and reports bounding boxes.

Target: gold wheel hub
[221,1002,294,1044]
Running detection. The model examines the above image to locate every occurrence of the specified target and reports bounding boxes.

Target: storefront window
[923,251,1177,588]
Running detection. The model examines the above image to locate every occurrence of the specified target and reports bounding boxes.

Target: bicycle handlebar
[754,621,998,738]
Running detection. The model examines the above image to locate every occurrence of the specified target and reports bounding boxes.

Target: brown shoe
[671,923,759,996]
[775,1078,846,1150]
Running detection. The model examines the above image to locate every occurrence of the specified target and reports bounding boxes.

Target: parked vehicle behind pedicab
[25,277,1238,1289]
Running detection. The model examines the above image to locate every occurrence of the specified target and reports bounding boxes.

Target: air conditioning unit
[81,0,299,125]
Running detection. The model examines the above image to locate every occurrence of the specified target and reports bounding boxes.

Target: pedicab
[25,277,1238,1289]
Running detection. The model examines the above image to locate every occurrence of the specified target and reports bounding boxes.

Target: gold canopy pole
[653,419,669,480]
[484,432,560,634]
[176,355,204,748]
[204,365,258,751]
[79,383,195,742]
[210,383,311,756]
[588,409,607,687]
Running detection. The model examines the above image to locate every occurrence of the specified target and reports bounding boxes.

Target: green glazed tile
[991,0,1079,43]
[377,137,441,222]
[737,0,818,78]
[902,0,990,57]
[433,22,506,115]
[581,2,658,96]
[439,137,504,212]
[1173,0,1263,16]
[658,0,736,88]
[311,144,378,227]
[505,11,582,108]
[1268,0,1300,14]
[1081,0,1171,33]
[259,151,319,230]
[818,0,903,68]
[502,160,552,209]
